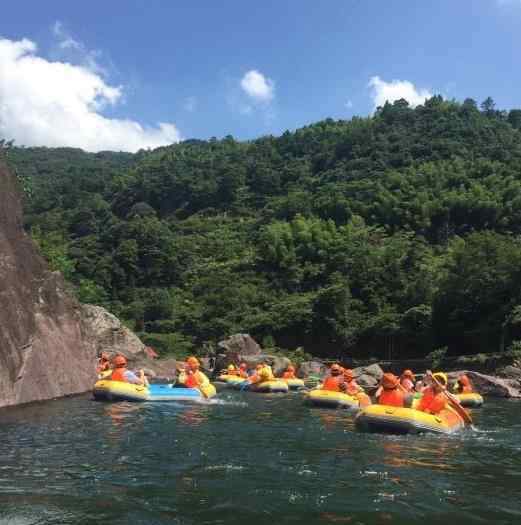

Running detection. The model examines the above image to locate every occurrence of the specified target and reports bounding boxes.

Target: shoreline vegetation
[5,96,521,362]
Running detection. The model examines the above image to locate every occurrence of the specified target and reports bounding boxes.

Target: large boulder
[218,333,262,356]
[299,360,327,378]
[214,333,263,373]
[353,364,384,390]
[0,161,97,408]
[81,304,145,359]
[448,370,521,398]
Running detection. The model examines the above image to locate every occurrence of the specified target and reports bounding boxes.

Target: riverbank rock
[214,333,263,373]
[0,161,97,408]
[81,304,145,358]
[353,364,384,390]
[448,370,521,398]
[299,360,327,378]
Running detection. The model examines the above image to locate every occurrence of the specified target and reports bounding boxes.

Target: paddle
[426,370,474,427]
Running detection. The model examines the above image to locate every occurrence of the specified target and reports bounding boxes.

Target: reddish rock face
[0,161,96,408]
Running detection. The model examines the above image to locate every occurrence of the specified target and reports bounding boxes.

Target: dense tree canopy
[8,96,521,358]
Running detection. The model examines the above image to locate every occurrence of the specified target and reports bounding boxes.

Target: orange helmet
[343,368,354,380]
[287,365,295,372]
[186,356,200,368]
[239,362,247,369]
[112,355,127,368]
[401,369,414,379]
[382,373,399,389]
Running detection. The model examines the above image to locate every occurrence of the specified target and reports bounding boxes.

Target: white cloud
[368,76,432,109]
[345,99,354,109]
[0,35,181,152]
[240,69,274,102]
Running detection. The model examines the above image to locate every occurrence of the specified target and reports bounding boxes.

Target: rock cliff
[0,161,96,408]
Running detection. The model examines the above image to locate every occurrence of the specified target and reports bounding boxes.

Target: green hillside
[7,96,521,359]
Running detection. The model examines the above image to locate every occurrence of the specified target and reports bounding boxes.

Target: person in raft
[226,364,241,376]
[281,364,297,379]
[238,362,249,378]
[321,363,344,391]
[96,352,111,375]
[416,372,448,415]
[399,369,415,393]
[339,368,363,395]
[249,362,275,384]
[376,373,406,407]
[110,355,148,385]
[178,357,210,389]
[454,374,474,394]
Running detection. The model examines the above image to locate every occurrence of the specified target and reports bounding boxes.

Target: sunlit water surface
[0,391,520,524]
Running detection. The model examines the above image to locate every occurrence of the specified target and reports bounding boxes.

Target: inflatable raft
[93,380,216,402]
[282,378,306,391]
[455,393,483,408]
[355,404,464,435]
[305,389,361,410]
[215,374,245,387]
[231,379,289,393]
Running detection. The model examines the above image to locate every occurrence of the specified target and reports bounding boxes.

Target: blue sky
[1,0,520,151]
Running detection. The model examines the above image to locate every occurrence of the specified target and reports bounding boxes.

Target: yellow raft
[455,393,483,408]
[282,378,306,390]
[355,404,464,435]
[305,389,360,410]
[93,380,216,402]
[231,379,289,393]
[216,374,246,387]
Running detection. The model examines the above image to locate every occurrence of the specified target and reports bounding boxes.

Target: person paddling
[96,352,111,375]
[321,363,344,391]
[454,374,474,394]
[400,369,415,393]
[178,357,210,389]
[110,355,147,386]
[281,364,297,379]
[376,373,405,407]
[339,369,362,395]
[238,362,249,378]
[416,372,448,414]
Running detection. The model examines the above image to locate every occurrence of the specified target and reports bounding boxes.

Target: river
[0,391,520,524]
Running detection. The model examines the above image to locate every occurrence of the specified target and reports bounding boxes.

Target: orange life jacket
[460,385,473,394]
[417,387,447,414]
[282,371,296,379]
[378,387,405,407]
[322,375,342,392]
[111,367,128,382]
[185,373,198,388]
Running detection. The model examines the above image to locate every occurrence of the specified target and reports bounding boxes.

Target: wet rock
[81,304,145,359]
[218,333,262,356]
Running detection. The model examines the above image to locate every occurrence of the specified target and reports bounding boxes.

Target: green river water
[0,391,520,525]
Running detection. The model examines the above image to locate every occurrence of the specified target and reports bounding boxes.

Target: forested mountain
[6,96,521,359]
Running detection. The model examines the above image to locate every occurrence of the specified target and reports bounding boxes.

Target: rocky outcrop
[299,360,327,378]
[214,333,263,373]
[0,162,96,408]
[353,364,384,391]
[448,370,521,398]
[81,304,145,357]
